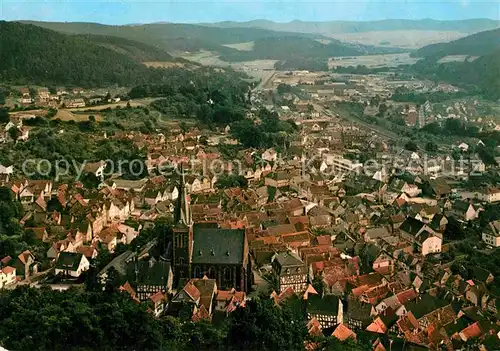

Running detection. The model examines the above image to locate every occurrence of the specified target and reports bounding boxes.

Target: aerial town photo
[0,0,499,350]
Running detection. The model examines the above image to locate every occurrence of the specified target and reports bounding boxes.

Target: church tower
[173,165,193,279]
[174,164,192,226]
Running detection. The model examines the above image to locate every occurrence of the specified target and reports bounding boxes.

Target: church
[172,169,251,292]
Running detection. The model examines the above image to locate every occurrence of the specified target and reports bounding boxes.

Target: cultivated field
[222,41,254,51]
[438,55,479,63]
[328,53,419,68]
[54,109,103,122]
[142,61,186,68]
[68,98,158,112]
[328,30,467,49]
[180,50,277,79]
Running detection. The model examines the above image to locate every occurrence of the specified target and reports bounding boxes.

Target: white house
[481,187,500,203]
[483,221,500,247]
[55,252,90,278]
[418,232,442,256]
[402,183,422,198]
[0,164,13,175]
[0,266,16,289]
[261,148,278,162]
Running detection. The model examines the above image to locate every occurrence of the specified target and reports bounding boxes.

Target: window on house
[194,266,201,277]
[208,266,215,279]
[224,267,231,282]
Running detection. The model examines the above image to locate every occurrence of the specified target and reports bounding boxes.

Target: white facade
[324,154,362,173]
[0,267,16,289]
[481,189,500,203]
[421,236,442,256]
[482,233,500,247]
[55,254,90,278]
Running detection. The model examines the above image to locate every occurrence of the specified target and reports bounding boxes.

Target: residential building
[55,252,90,278]
[272,252,308,294]
[307,294,343,328]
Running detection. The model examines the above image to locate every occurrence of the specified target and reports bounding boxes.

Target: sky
[0,0,499,24]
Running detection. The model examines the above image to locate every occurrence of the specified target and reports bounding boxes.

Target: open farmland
[222,41,254,51]
[68,98,159,112]
[328,53,419,68]
[328,30,468,49]
[142,61,186,68]
[54,109,103,122]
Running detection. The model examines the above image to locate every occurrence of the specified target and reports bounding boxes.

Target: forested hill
[19,20,401,62]
[411,49,500,100]
[75,34,175,62]
[19,20,328,53]
[412,28,500,58]
[0,21,177,87]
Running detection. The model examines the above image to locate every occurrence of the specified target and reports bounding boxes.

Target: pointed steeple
[174,164,192,227]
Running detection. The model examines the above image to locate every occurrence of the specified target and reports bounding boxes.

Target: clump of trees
[0,286,371,351]
[230,108,298,149]
[404,141,418,151]
[129,67,250,125]
[215,174,248,189]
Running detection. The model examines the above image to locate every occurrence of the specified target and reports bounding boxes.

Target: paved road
[253,71,275,91]
[319,103,400,142]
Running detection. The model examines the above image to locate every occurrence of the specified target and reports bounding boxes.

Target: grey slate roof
[191,226,246,265]
[55,252,84,272]
[307,294,341,315]
[126,258,172,286]
[273,252,304,269]
[399,217,426,237]
[98,250,136,277]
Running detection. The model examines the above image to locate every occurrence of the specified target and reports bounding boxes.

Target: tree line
[0,286,370,351]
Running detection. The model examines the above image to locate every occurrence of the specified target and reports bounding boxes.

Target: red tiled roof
[1,256,12,265]
[216,288,237,302]
[366,317,388,334]
[1,266,15,274]
[192,304,211,322]
[397,311,419,334]
[352,285,370,297]
[271,287,295,305]
[119,282,140,303]
[315,235,332,246]
[303,284,318,300]
[76,245,96,259]
[150,291,165,304]
[396,288,418,304]
[332,324,356,341]
[308,325,323,337]
[459,321,482,341]
[395,197,406,207]
[183,282,201,301]
[17,250,32,265]
[307,317,321,331]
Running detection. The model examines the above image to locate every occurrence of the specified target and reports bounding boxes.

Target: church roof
[192,226,246,265]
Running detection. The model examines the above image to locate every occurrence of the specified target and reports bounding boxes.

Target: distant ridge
[17,20,400,63]
[202,18,500,34]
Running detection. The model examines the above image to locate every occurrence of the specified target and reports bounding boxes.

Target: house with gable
[482,220,500,247]
[307,294,344,328]
[170,276,217,321]
[272,251,308,293]
[0,266,16,288]
[12,250,37,278]
[55,252,90,278]
[399,217,442,256]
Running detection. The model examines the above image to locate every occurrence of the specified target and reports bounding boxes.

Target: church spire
[175,164,192,227]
